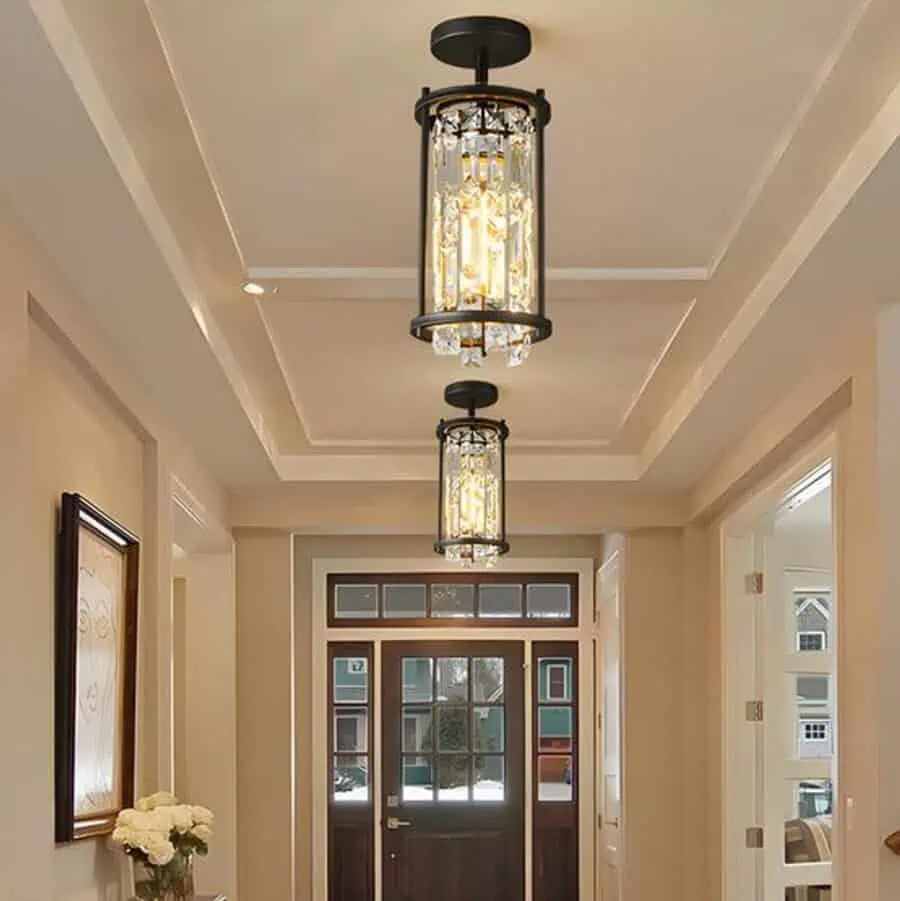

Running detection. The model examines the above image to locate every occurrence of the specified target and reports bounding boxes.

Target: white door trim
[311,557,595,901]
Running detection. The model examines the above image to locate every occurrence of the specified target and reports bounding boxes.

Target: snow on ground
[334,780,571,803]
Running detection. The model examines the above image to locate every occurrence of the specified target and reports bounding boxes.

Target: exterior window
[797,631,826,652]
[546,663,569,702]
[328,574,578,626]
[802,721,829,742]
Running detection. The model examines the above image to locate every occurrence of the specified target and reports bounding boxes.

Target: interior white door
[596,554,623,901]
[762,540,835,901]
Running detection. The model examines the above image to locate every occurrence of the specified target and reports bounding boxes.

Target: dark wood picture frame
[55,492,140,843]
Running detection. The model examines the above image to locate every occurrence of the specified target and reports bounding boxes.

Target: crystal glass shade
[412,86,551,366]
[437,418,509,564]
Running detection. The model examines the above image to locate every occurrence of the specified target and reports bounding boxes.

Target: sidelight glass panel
[402,657,433,703]
[431,583,475,618]
[334,584,377,619]
[333,754,369,802]
[436,657,468,701]
[474,756,505,801]
[436,756,471,802]
[334,708,368,753]
[333,657,368,704]
[473,657,504,702]
[478,584,522,618]
[402,756,434,802]
[383,583,427,618]
[537,755,573,802]
[473,707,505,752]
[538,658,572,703]
[526,583,572,619]
[538,706,573,752]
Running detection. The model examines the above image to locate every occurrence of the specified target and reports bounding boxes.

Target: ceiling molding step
[274,453,640,483]
[638,73,900,480]
[247,265,711,283]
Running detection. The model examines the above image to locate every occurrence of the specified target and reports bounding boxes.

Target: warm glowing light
[241,280,271,296]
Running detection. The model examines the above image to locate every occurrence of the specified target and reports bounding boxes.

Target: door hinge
[745,826,764,849]
[745,571,764,595]
[745,700,764,722]
[597,712,602,731]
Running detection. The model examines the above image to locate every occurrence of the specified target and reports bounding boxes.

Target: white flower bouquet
[111,792,213,901]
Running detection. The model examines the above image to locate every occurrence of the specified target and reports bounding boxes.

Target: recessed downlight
[241,280,275,296]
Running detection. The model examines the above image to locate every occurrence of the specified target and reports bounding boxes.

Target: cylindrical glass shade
[413,87,551,367]
[436,417,509,564]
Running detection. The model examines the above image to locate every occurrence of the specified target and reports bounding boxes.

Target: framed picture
[55,493,139,843]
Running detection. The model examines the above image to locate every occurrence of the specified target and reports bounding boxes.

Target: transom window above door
[328,573,578,626]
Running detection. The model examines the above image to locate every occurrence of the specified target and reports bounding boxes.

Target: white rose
[190,806,214,827]
[144,837,176,867]
[143,808,175,835]
[136,791,178,811]
[191,824,212,844]
[169,805,194,833]
[111,824,139,847]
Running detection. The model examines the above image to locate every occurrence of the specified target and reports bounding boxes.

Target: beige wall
[235,531,711,901]
[0,198,227,901]
[690,307,900,900]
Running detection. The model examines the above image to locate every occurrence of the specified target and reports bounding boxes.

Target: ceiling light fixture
[435,380,509,565]
[241,280,275,296]
[411,17,552,367]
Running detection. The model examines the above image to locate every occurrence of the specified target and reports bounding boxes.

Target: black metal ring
[436,416,510,441]
[411,310,553,343]
[434,537,511,555]
[414,84,551,126]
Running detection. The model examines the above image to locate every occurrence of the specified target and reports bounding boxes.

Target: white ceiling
[2,0,900,500]
[148,0,863,270]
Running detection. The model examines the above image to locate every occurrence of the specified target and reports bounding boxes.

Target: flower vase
[133,851,195,901]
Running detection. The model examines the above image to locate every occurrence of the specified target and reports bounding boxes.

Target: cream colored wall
[234,531,709,901]
[0,198,228,901]
[690,309,896,900]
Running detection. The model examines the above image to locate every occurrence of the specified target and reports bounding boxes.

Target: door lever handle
[385,816,412,830]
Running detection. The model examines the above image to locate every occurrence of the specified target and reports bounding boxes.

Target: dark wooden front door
[381,641,525,901]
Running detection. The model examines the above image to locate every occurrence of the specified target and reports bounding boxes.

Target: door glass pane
[436,756,471,802]
[473,657,504,702]
[435,704,469,751]
[478,584,522,618]
[402,657,433,703]
[538,658,572,702]
[793,593,832,652]
[473,707,505,752]
[402,756,433,802]
[334,709,367,752]
[333,754,368,802]
[474,756,505,801]
[334,584,377,619]
[334,657,368,704]
[402,707,432,753]
[537,755,573,801]
[784,779,834,863]
[431,584,475,618]
[794,675,833,759]
[436,657,468,701]
[526,583,572,619]
[384,584,427,618]
[538,706,573,751]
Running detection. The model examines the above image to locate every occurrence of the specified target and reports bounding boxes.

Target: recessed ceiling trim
[275,452,640,482]
[247,265,711,283]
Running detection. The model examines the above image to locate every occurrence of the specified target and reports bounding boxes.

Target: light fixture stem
[475,46,489,85]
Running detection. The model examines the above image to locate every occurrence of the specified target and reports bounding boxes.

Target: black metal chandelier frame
[410,16,553,351]
[435,380,510,559]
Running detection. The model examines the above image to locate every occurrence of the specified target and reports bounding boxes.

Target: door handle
[385,816,412,830]
[604,818,619,828]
